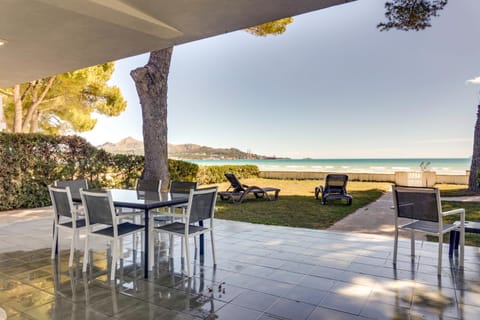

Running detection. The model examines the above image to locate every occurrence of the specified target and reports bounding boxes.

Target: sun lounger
[218,173,280,204]
[315,174,352,205]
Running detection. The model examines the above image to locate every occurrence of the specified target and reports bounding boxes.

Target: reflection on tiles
[0,218,479,319]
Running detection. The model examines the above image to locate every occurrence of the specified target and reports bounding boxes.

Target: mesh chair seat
[59,219,87,229]
[155,222,208,235]
[92,222,145,237]
[401,220,456,234]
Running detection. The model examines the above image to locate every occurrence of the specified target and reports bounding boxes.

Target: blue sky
[80,0,480,159]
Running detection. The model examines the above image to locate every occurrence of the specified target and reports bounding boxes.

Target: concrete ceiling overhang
[0,0,354,87]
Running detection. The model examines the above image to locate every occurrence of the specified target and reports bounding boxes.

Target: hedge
[196,165,260,184]
[0,133,259,210]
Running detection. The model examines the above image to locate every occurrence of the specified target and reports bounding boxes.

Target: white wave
[392,166,411,171]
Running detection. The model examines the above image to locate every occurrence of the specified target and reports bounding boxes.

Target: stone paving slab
[0,207,52,225]
[327,192,405,237]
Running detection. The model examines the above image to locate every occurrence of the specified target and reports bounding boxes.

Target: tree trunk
[30,110,40,133]
[468,104,480,192]
[130,47,173,191]
[13,84,23,132]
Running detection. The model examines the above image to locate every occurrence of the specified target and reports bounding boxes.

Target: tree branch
[22,76,56,132]
[0,89,13,97]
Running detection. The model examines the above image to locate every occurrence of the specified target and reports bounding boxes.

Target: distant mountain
[99,137,279,160]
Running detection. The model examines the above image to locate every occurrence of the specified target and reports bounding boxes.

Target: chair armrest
[442,208,465,228]
[442,208,465,217]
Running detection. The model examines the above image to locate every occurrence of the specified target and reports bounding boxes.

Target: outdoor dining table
[70,188,189,278]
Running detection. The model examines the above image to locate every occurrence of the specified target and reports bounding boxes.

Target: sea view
[188,158,471,175]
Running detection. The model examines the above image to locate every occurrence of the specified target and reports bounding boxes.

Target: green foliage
[168,159,199,182]
[0,133,199,210]
[0,62,126,134]
[378,0,448,31]
[197,165,260,184]
[0,133,110,209]
[108,154,145,189]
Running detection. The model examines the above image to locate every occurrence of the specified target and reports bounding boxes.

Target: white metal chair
[392,185,465,275]
[150,187,217,277]
[49,185,86,267]
[148,181,198,269]
[54,179,88,212]
[117,178,161,219]
[153,181,197,221]
[54,179,88,194]
[81,189,144,281]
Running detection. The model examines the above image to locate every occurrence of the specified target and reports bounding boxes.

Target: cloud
[466,76,480,85]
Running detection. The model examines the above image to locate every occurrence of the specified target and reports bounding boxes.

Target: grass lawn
[438,201,480,247]
[212,178,391,229]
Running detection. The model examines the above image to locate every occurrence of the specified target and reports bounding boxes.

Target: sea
[187,158,471,175]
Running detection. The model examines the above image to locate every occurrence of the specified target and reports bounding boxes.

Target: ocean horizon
[187,158,471,175]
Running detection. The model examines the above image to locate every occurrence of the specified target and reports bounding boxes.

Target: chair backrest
[136,179,161,192]
[186,187,218,224]
[80,190,115,226]
[49,185,74,218]
[224,173,245,192]
[54,179,88,198]
[324,174,348,194]
[169,181,197,194]
[392,185,441,222]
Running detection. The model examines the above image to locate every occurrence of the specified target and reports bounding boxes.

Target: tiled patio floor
[0,216,479,319]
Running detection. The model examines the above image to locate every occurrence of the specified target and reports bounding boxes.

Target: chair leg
[110,240,118,281]
[438,234,443,276]
[148,228,154,271]
[210,230,216,266]
[169,234,174,259]
[184,236,191,277]
[410,229,415,259]
[181,237,185,259]
[82,235,89,273]
[393,228,398,265]
[69,229,75,268]
[459,228,465,267]
[51,225,58,259]
[119,238,124,261]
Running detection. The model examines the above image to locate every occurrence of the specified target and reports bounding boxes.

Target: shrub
[196,165,260,184]
[169,159,199,182]
[0,133,109,210]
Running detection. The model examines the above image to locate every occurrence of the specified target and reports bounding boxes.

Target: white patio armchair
[392,185,465,276]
